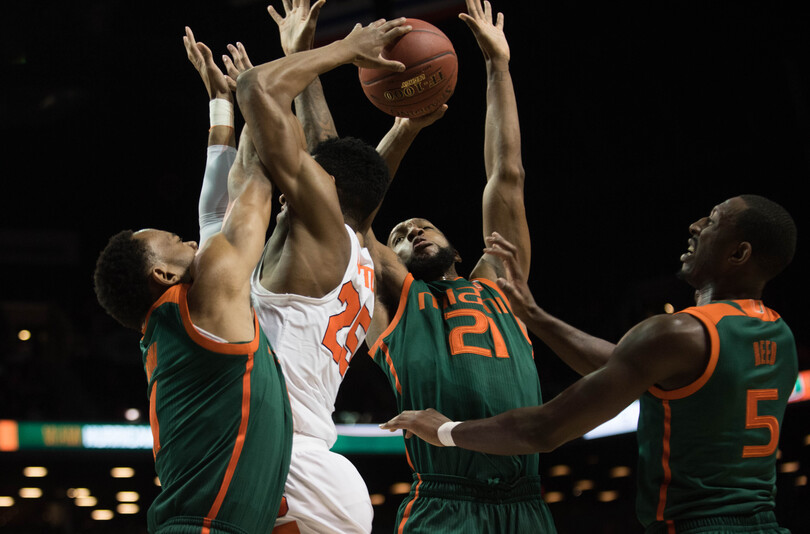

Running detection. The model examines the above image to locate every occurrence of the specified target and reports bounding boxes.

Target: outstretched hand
[379,408,452,447]
[268,0,326,55]
[344,18,412,71]
[222,41,255,92]
[459,0,509,64]
[483,232,538,322]
[184,26,232,100]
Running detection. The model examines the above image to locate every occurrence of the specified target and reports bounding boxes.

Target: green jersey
[140,284,293,534]
[637,300,797,529]
[370,274,543,482]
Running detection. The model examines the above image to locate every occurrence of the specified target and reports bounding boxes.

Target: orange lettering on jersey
[418,292,439,310]
[323,282,370,376]
[444,289,457,307]
[357,263,375,291]
[753,340,777,366]
[457,285,484,306]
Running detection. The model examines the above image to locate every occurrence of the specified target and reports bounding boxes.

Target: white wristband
[437,421,462,447]
[209,98,234,128]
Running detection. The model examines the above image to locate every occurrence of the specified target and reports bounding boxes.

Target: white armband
[209,98,234,129]
[437,421,462,447]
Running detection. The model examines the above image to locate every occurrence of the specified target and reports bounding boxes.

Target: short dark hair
[93,230,155,331]
[312,136,390,223]
[736,195,797,279]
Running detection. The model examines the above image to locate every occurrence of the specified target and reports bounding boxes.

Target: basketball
[358,18,458,118]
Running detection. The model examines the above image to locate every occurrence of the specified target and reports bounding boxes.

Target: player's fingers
[465,0,483,19]
[225,75,237,92]
[267,5,284,25]
[237,42,254,68]
[483,0,493,23]
[309,0,326,20]
[281,0,293,15]
[197,42,214,62]
[496,11,504,30]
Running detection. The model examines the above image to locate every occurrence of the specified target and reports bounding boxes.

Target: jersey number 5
[742,388,779,458]
[323,282,371,377]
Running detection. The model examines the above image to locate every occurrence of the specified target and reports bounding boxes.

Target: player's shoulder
[619,313,707,355]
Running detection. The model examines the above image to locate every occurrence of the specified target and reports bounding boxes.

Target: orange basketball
[358,18,458,118]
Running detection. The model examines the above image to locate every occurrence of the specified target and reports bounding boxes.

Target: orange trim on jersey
[648,306,722,400]
[149,381,160,459]
[141,286,181,334]
[369,273,415,356]
[656,400,673,521]
[379,342,403,394]
[204,353,255,524]
[272,521,301,534]
[736,299,781,321]
[397,474,422,534]
[179,284,262,355]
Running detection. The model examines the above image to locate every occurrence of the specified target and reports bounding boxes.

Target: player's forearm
[522,305,616,375]
[483,61,522,183]
[376,119,421,183]
[293,76,338,153]
[451,406,558,455]
[238,41,353,113]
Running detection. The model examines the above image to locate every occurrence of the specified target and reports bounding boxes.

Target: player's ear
[729,241,752,266]
[454,249,462,263]
[150,266,182,287]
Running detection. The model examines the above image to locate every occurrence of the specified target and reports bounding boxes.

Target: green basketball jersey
[140,284,293,534]
[370,274,543,483]
[637,300,797,528]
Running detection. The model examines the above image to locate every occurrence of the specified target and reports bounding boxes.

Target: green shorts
[644,511,789,534]
[394,474,557,533]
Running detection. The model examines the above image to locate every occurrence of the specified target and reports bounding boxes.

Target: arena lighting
[0,496,15,507]
[91,509,114,520]
[0,371,807,452]
[110,467,135,478]
[18,488,42,499]
[22,466,47,477]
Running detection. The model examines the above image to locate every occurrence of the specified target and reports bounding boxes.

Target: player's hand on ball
[344,18,411,71]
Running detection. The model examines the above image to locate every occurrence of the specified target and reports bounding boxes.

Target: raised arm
[484,232,615,374]
[463,0,530,283]
[235,19,410,296]
[184,27,237,246]
[188,123,274,340]
[381,312,709,454]
[269,0,338,150]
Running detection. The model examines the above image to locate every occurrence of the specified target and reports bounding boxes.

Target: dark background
[1,0,809,532]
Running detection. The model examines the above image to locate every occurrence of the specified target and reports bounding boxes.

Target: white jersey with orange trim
[250,224,375,446]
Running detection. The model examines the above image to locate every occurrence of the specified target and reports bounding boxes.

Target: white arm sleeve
[198,144,236,246]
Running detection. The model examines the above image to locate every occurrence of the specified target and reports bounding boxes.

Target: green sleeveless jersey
[637,300,797,528]
[370,274,543,483]
[140,284,293,534]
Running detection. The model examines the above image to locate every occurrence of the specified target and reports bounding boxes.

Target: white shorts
[274,434,373,534]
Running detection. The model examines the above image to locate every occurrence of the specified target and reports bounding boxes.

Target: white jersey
[250,224,375,447]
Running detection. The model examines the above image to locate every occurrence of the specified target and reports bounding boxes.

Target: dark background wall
[1,0,808,532]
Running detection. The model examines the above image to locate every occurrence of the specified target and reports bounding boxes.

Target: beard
[406,245,457,281]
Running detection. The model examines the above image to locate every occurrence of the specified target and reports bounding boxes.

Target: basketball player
[383,195,798,534]
[361,1,558,531]
[189,12,425,534]
[92,123,293,533]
